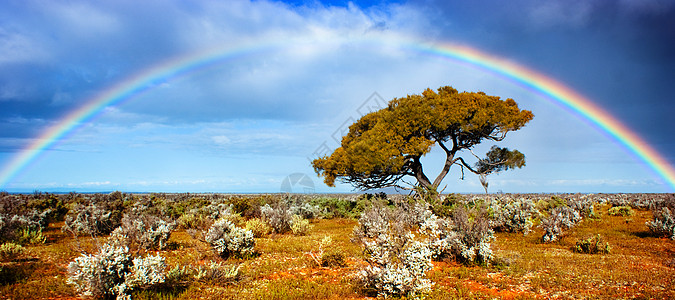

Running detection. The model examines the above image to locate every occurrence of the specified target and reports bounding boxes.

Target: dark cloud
[412,0,675,163]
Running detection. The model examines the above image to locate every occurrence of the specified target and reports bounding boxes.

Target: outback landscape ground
[0,192,673,299]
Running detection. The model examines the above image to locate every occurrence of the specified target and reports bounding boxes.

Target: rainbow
[1,36,674,191]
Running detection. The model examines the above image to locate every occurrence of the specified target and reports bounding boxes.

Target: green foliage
[312,85,533,192]
[17,227,46,245]
[608,205,635,217]
[0,242,24,262]
[574,234,611,254]
[475,146,526,174]
[244,218,272,238]
[309,197,366,219]
[228,196,267,218]
[537,196,567,212]
[290,215,312,236]
[26,193,70,223]
[321,251,347,268]
[193,262,241,284]
[430,193,465,218]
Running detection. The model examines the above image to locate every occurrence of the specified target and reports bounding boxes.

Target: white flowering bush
[490,197,537,234]
[426,207,495,264]
[62,203,121,237]
[260,204,293,234]
[354,204,435,298]
[67,243,166,300]
[360,238,434,298]
[289,202,322,220]
[540,206,582,243]
[204,219,255,258]
[647,207,675,240]
[110,213,175,250]
[124,254,167,289]
[568,195,598,218]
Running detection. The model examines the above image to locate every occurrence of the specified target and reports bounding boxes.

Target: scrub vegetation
[0,191,673,299]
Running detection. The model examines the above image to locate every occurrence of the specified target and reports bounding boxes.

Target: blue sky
[0,0,673,193]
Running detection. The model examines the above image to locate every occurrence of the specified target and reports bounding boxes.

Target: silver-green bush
[354,203,436,298]
[540,206,581,243]
[260,203,293,234]
[110,213,175,250]
[490,196,536,234]
[62,204,120,237]
[204,219,255,258]
[67,243,166,300]
[647,207,675,240]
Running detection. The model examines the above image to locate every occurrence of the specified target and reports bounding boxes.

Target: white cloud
[39,2,121,39]
[526,0,595,29]
[212,135,231,146]
[0,28,49,65]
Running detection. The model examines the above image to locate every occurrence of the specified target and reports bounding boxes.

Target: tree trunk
[411,156,433,191]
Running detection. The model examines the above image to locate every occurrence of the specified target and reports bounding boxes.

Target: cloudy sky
[1,0,673,193]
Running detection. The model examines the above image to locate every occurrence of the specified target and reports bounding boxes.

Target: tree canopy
[312,86,534,193]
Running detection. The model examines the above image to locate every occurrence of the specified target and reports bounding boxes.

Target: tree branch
[455,157,480,175]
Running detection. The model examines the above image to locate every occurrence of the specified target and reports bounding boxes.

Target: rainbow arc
[1,36,673,191]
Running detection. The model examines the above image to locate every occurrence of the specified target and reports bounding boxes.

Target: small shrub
[574,234,610,254]
[176,213,210,230]
[204,219,255,259]
[260,203,293,234]
[164,265,192,286]
[429,207,495,264]
[124,254,167,290]
[228,196,265,218]
[647,207,675,240]
[354,204,435,298]
[290,215,312,236]
[490,197,536,234]
[321,252,346,268]
[360,238,434,298]
[306,236,346,268]
[289,203,322,220]
[67,243,167,300]
[0,212,45,243]
[568,195,597,218]
[193,261,240,284]
[16,227,46,244]
[540,206,581,243]
[111,213,175,250]
[0,243,24,261]
[245,218,271,238]
[608,206,634,217]
[62,203,121,237]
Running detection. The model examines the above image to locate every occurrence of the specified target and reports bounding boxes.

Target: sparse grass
[1,195,673,299]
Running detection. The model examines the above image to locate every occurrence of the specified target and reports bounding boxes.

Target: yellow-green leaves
[312,86,533,190]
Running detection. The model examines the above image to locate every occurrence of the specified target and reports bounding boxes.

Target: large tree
[312,86,534,193]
